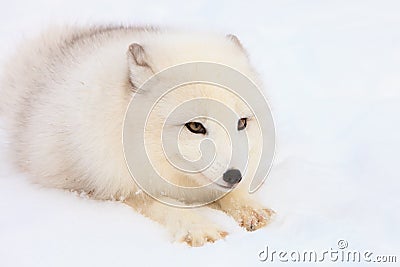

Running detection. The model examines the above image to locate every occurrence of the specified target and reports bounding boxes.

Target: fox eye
[185,122,206,134]
[238,118,247,131]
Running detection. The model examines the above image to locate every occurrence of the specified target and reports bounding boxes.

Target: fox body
[0,25,273,246]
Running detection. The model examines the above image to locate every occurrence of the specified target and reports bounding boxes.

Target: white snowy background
[0,1,399,266]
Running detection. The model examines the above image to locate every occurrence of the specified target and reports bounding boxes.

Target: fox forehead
[151,83,254,124]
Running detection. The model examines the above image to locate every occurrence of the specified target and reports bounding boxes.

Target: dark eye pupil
[238,118,247,130]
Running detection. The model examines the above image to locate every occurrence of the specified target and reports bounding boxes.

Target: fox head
[124,32,265,200]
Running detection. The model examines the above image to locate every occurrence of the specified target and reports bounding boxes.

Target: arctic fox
[0,25,274,246]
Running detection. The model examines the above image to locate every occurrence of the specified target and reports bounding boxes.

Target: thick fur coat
[0,25,273,246]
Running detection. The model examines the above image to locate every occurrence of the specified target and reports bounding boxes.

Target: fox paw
[236,207,275,231]
[174,224,228,247]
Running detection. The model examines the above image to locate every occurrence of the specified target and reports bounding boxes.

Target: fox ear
[226,34,244,50]
[127,43,154,90]
[128,43,150,68]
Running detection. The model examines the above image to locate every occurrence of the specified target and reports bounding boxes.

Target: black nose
[223,169,242,184]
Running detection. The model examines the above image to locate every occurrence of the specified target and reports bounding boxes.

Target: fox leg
[210,189,275,231]
[124,195,227,246]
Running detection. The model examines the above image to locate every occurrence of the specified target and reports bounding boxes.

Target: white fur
[0,25,273,246]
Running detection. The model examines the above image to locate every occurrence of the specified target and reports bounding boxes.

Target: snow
[1,1,399,266]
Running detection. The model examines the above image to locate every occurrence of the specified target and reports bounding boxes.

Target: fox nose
[223,169,242,185]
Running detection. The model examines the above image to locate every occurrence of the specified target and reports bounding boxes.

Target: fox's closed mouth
[208,178,239,190]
